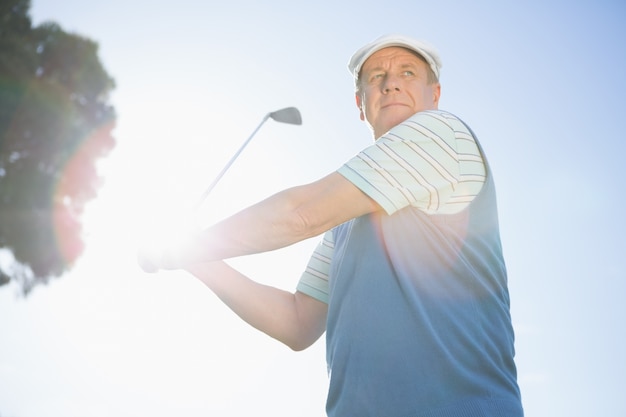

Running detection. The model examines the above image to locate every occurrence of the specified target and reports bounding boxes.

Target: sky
[1,0,625,416]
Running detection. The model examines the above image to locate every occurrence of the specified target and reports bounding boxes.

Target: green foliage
[0,0,116,294]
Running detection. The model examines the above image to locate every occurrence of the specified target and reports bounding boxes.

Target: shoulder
[382,110,477,152]
[400,110,471,136]
[376,110,466,154]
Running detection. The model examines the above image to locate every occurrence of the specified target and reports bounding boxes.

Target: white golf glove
[137,229,199,273]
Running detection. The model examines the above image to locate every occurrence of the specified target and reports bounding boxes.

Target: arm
[185,171,381,263]
[185,261,328,351]
[140,172,373,349]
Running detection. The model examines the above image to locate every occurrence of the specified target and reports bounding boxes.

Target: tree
[0,0,116,295]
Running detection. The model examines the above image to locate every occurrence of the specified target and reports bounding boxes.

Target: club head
[269,107,302,125]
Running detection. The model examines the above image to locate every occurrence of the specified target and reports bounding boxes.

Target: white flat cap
[348,34,442,81]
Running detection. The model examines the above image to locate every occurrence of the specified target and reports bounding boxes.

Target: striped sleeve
[338,110,485,215]
[296,230,334,304]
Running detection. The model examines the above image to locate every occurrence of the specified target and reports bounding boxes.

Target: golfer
[141,34,524,416]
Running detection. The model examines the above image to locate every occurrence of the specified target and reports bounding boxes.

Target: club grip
[137,249,159,273]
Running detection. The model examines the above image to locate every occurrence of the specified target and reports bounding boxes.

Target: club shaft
[195,114,270,209]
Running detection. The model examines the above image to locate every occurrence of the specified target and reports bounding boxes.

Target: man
[140,34,524,416]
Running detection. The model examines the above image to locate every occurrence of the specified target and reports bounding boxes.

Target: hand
[136,246,160,273]
[136,227,199,273]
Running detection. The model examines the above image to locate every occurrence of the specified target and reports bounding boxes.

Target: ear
[355,93,365,121]
[432,83,441,108]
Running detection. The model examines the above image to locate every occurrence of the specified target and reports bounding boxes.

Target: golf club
[194,107,302,210]
[138,107,302,273]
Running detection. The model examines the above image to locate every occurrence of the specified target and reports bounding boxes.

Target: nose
[382,74,400,93]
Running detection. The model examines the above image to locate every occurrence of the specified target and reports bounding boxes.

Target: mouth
[381,102,409,109]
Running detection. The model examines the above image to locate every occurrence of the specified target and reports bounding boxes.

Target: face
[356,47,441,139]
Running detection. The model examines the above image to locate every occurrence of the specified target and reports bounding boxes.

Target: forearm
[187,186,316,263]
[186,173,379,264]
[186,261,327,351]
[139,172,378,272]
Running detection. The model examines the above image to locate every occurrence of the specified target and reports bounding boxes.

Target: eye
[402,70,415,77]
[369,72,384,82]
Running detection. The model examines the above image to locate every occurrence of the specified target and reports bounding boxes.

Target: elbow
[289,206,328,241]
[279,319,323,352]
[283,322,325,352]
[287,343,307,352]
[277,186,329,241]
[285,336,316,352]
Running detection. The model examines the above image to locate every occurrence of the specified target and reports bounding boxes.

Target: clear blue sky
[1,0,625,416]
